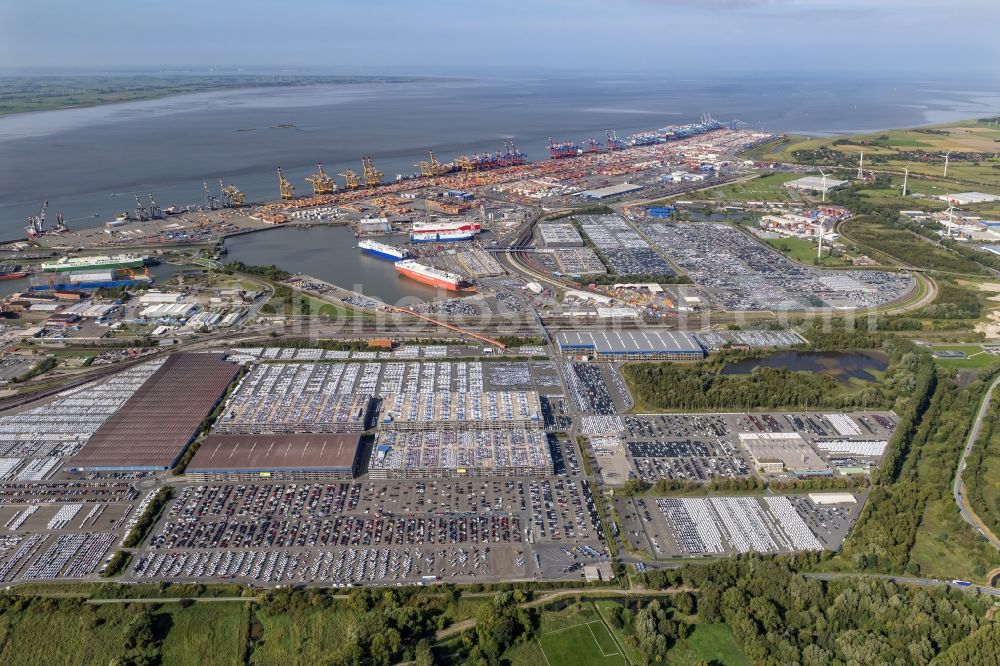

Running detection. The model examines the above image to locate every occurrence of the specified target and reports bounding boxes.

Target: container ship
[30,269,153,292]
[409,220,481,243]
[41,254,145,273]
[0,265,27,280]
[394,260,472,291]
[358,239,409,261]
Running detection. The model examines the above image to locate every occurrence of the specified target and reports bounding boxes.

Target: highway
[953,373,1000,550]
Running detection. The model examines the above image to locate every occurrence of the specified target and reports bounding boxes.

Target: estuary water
[1,75,999,240]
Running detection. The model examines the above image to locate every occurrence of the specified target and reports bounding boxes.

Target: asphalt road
[953,374,1000,550]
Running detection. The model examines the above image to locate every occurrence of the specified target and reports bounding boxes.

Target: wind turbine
[945,204,956,238]
[817,168,828,202]
[816,221,824,260]
[902,166,909,197]
[857,151,864,179]
[944,150,951,178]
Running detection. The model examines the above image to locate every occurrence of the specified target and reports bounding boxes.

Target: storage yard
[577,215,676,277]
[646,222,915,310]
[605,411,895,484]
[129,473,607,585]
[621,493,861,557]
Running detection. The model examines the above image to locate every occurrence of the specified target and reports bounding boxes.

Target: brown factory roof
[71,353,241,470]
[187,434,362,472]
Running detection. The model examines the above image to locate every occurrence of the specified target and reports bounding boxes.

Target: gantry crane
[276,167,295,200]
[361,156,383,188]
[416,150,444,178]
[219,179,246,208]
[203,182,220,210]
[134,194,150,221]
[305,163,336,195]
[455,155,476,172]
[339,169,361,190]
[148,194,164,219]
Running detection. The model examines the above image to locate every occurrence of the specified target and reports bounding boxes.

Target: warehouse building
[70,353,241,471]
[739,433,831,477]
[367,429,553,479]
[185,434,363,481]
[555,330,705,361]
[379,391,543,431]
[537,222,584,247]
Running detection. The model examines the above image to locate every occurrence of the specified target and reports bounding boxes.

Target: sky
[2,0,998,78]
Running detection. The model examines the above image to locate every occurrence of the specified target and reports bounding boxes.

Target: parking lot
[0,481,146,582]
[646,222,914,311]
[618,493,862,557]
[614,412,895,483]
[577,215,675,276]
[563,362,626,415]
[131,476,608,585]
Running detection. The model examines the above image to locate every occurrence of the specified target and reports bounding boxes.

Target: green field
[665,623,750,666]
[594,600,645,665]
[930,344,998,369]
[0,599,250,666]
[683,172,805,202]
[250,605,355,665]
[842,216,987,274]
[160,603,250,666]
[538,621,626,666]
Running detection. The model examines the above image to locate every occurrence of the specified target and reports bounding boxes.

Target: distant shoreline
[0,74,443,118]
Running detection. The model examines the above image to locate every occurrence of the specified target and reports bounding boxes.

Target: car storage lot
[615,411,895,483]
[129,476,609,586]
[0,481,147,582]
[618,493,863,557]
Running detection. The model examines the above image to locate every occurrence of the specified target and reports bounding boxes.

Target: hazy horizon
[2,0,998,79]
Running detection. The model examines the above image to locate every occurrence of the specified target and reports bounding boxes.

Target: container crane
[26,201,48,237]
[339,169,361,190]
[53,212,68,233]
[584,138,602,154]
[455,156,476,173]
[361,156,383,188]
[547,137,579,159]
[148,194,164,220]
[504,140,526,165]
[134,195,150,222]
[416,150,444,178]
[219,179,246,208]
[305,163,336,195]
[276,167,295,200]
[605,130,624,151]
[203,182,220,210]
